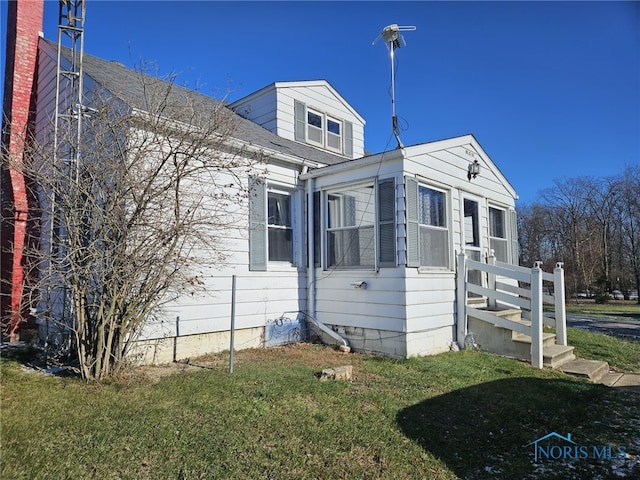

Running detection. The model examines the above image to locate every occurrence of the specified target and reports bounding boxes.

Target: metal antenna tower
[50,0,86,334]
[373,24,416,149]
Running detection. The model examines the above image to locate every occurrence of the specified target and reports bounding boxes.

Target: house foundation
[127,327,264,365]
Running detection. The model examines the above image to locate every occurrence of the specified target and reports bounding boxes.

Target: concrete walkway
[558,356,640,394]
[543,312,640,392]
[600,371,640,393]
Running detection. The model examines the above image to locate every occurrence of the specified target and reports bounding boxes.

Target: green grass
[566,327,640,372]
[565,300,640,319]
[560,300,640,371]
[1,343,639,480]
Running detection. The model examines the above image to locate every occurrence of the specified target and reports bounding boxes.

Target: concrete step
[559,358,609,382]
[600,372,624,387]
[543,344,576,368]
[512,331,557,348]
[488,308,523,322]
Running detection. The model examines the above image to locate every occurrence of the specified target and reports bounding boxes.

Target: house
[37,37,519,362]
[6,1,570,368]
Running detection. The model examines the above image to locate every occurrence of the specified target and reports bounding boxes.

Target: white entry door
[462,197,482,293]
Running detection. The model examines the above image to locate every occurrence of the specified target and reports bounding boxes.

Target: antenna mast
[373,24,416,149]
[51,0,86,330]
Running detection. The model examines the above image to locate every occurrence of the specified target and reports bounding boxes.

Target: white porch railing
[456,252,567,368]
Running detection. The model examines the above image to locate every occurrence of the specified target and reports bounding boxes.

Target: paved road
[561,313,640,340]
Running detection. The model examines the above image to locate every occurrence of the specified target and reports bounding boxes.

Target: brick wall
[1,0,44,340]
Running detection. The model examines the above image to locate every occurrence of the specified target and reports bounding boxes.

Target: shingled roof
[48,39,349,167]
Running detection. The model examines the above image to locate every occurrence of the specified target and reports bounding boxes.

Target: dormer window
[326,118,342,152]
[307,110,324,145]
[295,100,353,157]
[305,109,343,154]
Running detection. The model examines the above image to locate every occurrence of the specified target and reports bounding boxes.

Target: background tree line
[517,166,640,303]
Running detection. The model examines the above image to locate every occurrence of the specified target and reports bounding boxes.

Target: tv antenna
[373,24,416,149]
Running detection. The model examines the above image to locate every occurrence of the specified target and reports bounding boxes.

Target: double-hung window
[418,185,449,268]
[307,110,324,146]
[306,109,343,153]
[406,177,451,269]
[268,191,292,262]
[295,100,352,157]
[489,206,508,263]
[326,117,342,152]
[326,183,375,268]
[249,177,295,271]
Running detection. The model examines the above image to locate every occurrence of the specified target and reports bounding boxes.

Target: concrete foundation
[328,324,453,359]
[127,327,264,365]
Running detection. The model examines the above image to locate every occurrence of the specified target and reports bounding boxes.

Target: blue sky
[2,1,638,204]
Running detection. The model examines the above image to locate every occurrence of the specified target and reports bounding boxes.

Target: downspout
[304,176,349,351]
[306,176,316,322]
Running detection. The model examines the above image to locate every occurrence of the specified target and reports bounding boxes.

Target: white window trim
[488,203,513,264]
[325,116,343,154]
[461,194,483,253]
[417,183,452,271]
[267,186,298,269]
[324,180,376,270]
[305,107,345,154]
[306,108,325,148]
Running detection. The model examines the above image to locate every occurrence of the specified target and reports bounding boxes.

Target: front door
[462,197,482,294]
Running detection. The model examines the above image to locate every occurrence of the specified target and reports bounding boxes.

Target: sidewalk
[559,357,640,394]
[601,371,640,393]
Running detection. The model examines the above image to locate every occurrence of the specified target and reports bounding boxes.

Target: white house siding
[308,155,410,357]
[133,161,307,363]
[304,136,517,358]
[34,41,130,339]
[229,87,279,135]
[35,42,310,362]
[399,137,518,352]
[277,83,365,158]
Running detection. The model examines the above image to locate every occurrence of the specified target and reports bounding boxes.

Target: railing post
[456,252,467,349]
[531,261,544,368]
[554,262,567,346]
[487,249,496,309]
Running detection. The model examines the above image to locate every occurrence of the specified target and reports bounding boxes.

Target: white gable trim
[274,81,365,125]
[403,134,518,200]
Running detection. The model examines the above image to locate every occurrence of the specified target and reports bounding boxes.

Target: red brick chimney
[1,0,44,341]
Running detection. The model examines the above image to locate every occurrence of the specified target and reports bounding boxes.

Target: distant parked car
[610,290,624,300]
[629,290,639,301]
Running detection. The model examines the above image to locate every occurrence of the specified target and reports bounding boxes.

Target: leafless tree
[616,166,640,303]
[16,69,260,380]
[539,177,598,295]
[519,169,640,302]
[583,177,620,295]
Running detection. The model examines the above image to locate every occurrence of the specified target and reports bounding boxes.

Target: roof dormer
[230,80,365,159]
